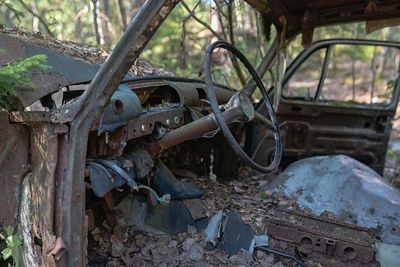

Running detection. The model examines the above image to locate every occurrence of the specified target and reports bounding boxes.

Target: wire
[202,128,220,138]
[137,185,161,200]
[199,98,211,106]
[255,246,309,267]
[136,185,170,205]
[86,162,113,180]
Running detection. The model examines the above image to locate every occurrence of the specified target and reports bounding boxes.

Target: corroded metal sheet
[246,0,400,39]
[0,32,100,107]
[266,209,378,267]
[277,100,394,174]
[0,112,29,226]
[19,121,63,266]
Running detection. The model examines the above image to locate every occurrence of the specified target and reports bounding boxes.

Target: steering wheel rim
[204,41,282,173]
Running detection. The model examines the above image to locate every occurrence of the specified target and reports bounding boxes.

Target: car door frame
[277,39,400,174]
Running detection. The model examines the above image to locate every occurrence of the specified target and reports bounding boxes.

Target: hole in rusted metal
[343,246,357,260]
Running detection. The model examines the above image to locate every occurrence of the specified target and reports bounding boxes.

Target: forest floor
[87,129,400,267]
[87,169,323,267]
[87,115,400,267]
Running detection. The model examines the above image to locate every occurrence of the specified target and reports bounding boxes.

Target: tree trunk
[370,46,378,103]
[91,0,104,46]
[351,23,360,100]
[101,0,113,47]
[115,0,127,32]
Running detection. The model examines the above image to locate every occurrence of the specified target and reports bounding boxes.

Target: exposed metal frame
[281,39,400,111]
[50,0,180,265]
[314,44,332,102]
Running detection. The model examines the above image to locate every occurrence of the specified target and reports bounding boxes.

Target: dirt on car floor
[86,165,327,267]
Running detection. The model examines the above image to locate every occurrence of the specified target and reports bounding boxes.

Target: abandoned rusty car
[1,0,400,266]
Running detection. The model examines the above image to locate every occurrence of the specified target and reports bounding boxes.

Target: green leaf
[1,247,12,260]
[0,52,51,110]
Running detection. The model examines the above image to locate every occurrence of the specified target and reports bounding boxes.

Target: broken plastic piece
[158,193,171,205]
[248,235,269,255]
[145,200,206,235]
[205,210,256,255]
[91,159,137,190]
[98,83,141,135]
[204,210,224,247]
[87,161,127,197]
[217,210,255,255]
[153,160,203,200]
[86,159,137,197]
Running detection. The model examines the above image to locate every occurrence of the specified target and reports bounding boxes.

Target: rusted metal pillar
[52,0,180,266]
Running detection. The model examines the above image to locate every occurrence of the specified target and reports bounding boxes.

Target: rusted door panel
[277,101,394,174]
[0,112,29,226]
[277,40,400,174]
[18,122,64,267]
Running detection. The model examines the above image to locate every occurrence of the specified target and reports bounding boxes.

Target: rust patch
[266,209,377,267]
[0,111,29,226]
[0,34,23,64]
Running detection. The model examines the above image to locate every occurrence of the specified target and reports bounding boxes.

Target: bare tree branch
[92,0,102,46]
[213,0,228,39]
[16,0,54,37]
[181,0,247,86]
[226,1,246,85]
[1,0,24,21]
[181,1,224,40]
[180,1,201,67]
[74,7,89,43]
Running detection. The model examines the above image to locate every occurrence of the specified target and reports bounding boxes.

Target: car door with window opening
[276,39,400,174]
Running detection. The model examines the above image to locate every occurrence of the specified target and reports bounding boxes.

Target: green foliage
[0,225,21,267]
[0,0,24,21]
[0,52,50,110]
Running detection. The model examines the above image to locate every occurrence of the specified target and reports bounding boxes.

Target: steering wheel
[203,41,282,173]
